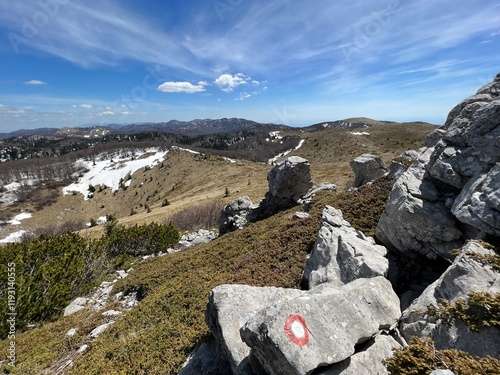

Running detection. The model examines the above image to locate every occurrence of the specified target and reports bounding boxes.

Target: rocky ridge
[184,75,500,374]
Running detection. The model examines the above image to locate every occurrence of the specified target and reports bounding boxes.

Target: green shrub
[325,176,394,237]
[0,233,110,339]
[426,292,500,332]
[384,337,500,375]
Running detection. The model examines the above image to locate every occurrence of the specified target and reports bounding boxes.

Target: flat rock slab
[241,277,401,375]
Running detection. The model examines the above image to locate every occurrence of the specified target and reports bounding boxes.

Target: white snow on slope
[350,132,370,136]
[63,148,168,199]
[268,139,305,165]
[9,212,32,225]
[0,230,27,243]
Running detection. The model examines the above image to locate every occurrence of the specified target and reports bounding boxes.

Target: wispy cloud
[24,80,46,85]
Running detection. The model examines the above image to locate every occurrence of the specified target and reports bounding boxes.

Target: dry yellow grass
[1,123,434,239]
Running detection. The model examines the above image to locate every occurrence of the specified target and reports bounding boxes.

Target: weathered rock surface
[241,277,401,375]
[267,156,312,203]
[179,337,233,375]
[315,335,401,375]
[430,370,455,375]
[376,75,500,259]
[206,284,303,375]
[451,163,500,236]
[220,157,313,234]
[219,196,255,235]
[399,241,500,357]
[176,229,218,251]
[63,297,90,316]
[350,154,388,187]
[298,182,337,206]
[304,206,389,288]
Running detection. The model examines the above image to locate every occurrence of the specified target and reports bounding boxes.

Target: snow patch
[0,230,27,243]
[171,146,200,154]
[63,148,168,199]
[222,157,237,164]
[9,212,32,225]
[350,132,370,136]
[268,139,305,164]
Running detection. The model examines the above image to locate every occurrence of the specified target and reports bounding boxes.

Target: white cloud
[157,81,206,93]
[99,110,115,116]
[24,80,46,85]
[79,104,93,109]
[214,73,250,92]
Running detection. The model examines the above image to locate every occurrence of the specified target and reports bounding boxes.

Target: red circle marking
[284,314,309,347]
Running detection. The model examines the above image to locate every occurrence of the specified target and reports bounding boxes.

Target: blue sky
[0,0,499,132]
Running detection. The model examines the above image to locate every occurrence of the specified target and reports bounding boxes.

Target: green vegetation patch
[328,176,394,237]
[426,292,500,333]
[67,202,323,374]
[384,337,500,375]
[0,232,109,338]
[0,179,396,374]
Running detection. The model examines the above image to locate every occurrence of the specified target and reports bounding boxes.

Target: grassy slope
[283,123,435,189]
[0,179,395,374]
[0,123,434,373]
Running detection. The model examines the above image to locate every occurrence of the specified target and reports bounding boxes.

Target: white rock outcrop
[304,206,389,288]
[376,74,500,259]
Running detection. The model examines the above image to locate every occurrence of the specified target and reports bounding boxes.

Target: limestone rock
[206,284,303,375]
[220,158,314,233]
[90,322,113,338]
[241,277,401,375]
[430,370,455,375]
[399,241,500,357]
[219,196,254,235]
[64,297,90,316]
[304,206,389,288]
[177,229,218,251]
[350,154,388,187]
[298,182,337,206]
[267,156,312,203]
[315,335,401,375]
[376,75,500,259]
[451,163,500,236]
[179,337,233,375]
[292,211,310,220]
[376,148,464,260]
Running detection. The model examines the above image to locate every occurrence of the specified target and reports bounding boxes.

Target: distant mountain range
[0,117,437,140]
[0,118,287,140]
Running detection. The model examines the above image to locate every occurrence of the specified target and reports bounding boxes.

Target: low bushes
[384,337,500,375]
[0,222,180,340]
[0,233,109,338]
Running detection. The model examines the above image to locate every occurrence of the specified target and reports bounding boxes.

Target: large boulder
[376,74,500,259]
[399,241,500,357]
[206,284,303,375]
[350,154,388,187]
[267,156,312,203]
[219,196,254,235]
[220,157,313,234]
[303,206,389,288]
[240,277,401,375]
